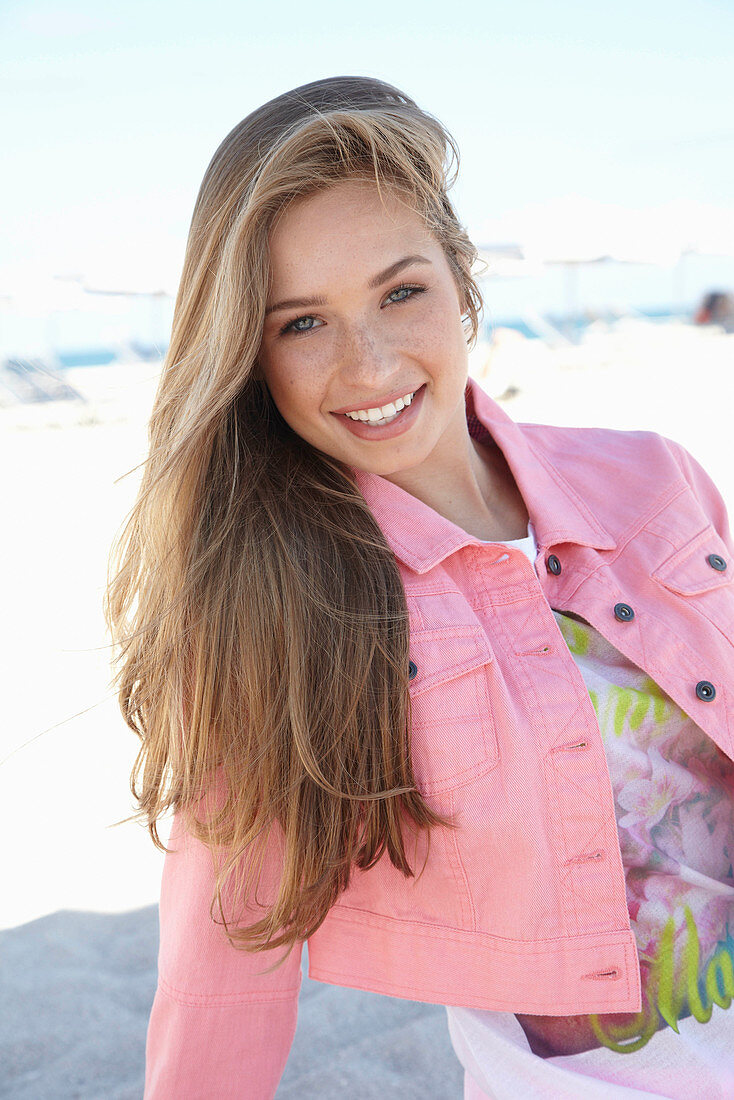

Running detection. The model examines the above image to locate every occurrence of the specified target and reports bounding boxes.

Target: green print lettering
[705,947,734,1011]
[640,675,670,725]
[588,993,661,1053]
[591,679,672,740]
[589,905,734,1052]
[556,616,590,656]
[654,911,688,1032]
[554,612,675,740]
[613,687,650,737]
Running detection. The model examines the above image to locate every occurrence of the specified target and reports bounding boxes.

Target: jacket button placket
[545,556,722,976]
[540,548,628,953]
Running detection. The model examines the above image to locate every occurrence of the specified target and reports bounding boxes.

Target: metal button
[696,680,716,701]
[707,553,727,572]
[614,602,635,622]
[408,660,418,681]
[546,554,562,575]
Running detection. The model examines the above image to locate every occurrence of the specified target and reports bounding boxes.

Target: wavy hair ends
[104,75,481,965]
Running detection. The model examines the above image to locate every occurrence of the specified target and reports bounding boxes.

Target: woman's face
[257,178,471,478]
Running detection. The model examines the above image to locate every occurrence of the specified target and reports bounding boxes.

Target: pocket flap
[651,525,732,596]
[408,625,493,696]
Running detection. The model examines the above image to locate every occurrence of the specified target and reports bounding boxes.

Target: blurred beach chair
[0,356,86,405]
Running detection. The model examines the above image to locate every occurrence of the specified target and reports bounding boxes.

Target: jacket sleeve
[144,809,304,1100]
[663,434,734,559]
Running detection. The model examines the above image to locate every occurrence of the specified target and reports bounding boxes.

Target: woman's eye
[279,315,323,336]
[387,283,425,304]
[278,284,426,337]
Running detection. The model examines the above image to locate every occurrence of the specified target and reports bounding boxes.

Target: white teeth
[343,389,417,422]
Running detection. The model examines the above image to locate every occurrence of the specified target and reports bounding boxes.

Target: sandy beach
[2,318,733,1097]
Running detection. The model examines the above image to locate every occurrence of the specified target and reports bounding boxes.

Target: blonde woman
[105,76,734,1098]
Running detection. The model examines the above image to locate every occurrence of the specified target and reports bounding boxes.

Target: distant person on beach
[695,290,734,332]
[105,76,734,1099]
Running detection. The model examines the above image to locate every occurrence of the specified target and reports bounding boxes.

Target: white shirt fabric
[444,521,734,1099]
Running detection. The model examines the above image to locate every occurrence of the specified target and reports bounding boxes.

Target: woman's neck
[382,430,530,543]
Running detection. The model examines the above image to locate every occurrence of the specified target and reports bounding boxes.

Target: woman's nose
[338,325,398,388]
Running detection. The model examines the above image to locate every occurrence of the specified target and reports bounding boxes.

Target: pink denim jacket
[145,378,734,1098]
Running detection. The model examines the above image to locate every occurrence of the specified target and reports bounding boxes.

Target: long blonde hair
[104,75,485,963]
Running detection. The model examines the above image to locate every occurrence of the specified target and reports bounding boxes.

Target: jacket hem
[307,910,642,1014]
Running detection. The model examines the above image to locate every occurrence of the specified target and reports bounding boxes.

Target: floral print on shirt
[520,611,734,1057]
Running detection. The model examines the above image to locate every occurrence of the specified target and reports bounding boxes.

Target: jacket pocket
[408,625,498,794]
[651,525,733,596]
[650,523,734,649]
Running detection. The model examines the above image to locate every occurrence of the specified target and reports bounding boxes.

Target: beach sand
[1,319,732,1096]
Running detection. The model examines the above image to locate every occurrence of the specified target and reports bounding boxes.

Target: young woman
[105,76,734,1098]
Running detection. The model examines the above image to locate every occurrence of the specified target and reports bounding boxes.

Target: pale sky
[2,0,733,293]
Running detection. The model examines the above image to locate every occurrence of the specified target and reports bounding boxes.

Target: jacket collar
[351,377,616,575]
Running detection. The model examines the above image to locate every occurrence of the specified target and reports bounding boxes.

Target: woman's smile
[332,382,427,440]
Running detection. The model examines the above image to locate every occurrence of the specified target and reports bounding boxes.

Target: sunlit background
[3,1,734,362]
[3,0,734,924]
[2,4,734,1094]
[4,0,734,908]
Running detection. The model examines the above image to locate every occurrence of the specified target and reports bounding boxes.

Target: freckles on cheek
[277,365,324,414]
[413,315,456,361]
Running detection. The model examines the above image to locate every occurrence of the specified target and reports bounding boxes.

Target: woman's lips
[333,384,426,441]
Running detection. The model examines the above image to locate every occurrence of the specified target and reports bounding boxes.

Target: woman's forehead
[273,179,426,236]
[268,184,435,274]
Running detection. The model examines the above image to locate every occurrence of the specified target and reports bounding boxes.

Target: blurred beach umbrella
[72,257,174,358]
[475,237,682,343]
[0,269,95,313]
[478,195,701,268]
[476,243,545,279]
[475,197,706,339]
[477,192,734,268]
[77,241,181,298]
[0,264,172,361]
[79,277,174,298]
[0,269,129,359]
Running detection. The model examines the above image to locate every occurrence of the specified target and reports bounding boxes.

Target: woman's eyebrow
[264,254,432,316]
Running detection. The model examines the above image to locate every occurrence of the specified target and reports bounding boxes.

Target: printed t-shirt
[444,520,734,1099]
